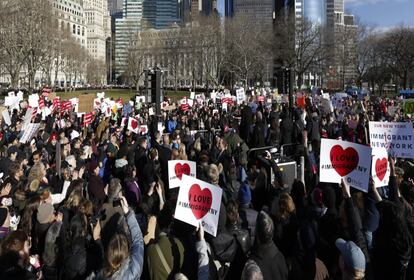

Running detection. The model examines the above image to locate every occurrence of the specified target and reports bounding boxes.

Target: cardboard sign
[174,175,222,236]
[369,122,414,158]
[127,117,139,134]
[20,123,40,144]
[371,148,390,188]
[78,94,95,113]
[320,139,372,192]
[168,160,197,189]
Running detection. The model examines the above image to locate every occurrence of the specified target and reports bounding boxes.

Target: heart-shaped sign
[375,158,388,181]
[131,119,138,130]
[188,184,212,220]
[175,163,190,180]
[330,145,359,177]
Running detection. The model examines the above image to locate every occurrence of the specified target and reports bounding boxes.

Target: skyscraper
[233,0,273,28]
[115,0,144,77]
[303,0,326,25]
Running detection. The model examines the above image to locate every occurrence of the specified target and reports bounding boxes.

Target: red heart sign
[330,145,359,177]
[131,119,138,130]
[375,158,388,181]
[188,184,212,219]
[175,163,190,180]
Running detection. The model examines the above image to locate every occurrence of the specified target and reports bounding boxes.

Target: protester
[0,88,413,280]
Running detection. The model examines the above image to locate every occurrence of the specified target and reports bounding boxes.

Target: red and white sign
[179,98,189,111]
[371,148,390,188]
[168,160,196,189]
[139,125,148,135]
[174,175,222,236]
[83,113,93,126]
[320,139,372,192]
[127,117,139,134]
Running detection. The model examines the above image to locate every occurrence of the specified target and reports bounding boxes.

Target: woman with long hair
[19,195,42,238]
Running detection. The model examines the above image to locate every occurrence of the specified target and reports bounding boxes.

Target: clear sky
[346,0,414,28]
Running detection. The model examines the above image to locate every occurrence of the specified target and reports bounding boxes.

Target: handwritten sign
[369,122,414,158]
[320,139,372,192]
[168,160,196,189]
[174,175,222,236]
[78,94,95,113]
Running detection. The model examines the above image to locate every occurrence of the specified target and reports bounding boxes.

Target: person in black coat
[247,211,288,280]
[238,182,258,245]
[240,104,253,144]
[280,107,294,148]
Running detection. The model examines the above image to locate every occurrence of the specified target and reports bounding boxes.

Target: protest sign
[236,88,246,104]
[136,96,146,103]
[20,123,40,144]
[388,106,398,117]
[28,94,39,108]
[78,94,95,113]
[168,160,197,189]
[369,122,414,158]
[2,109,11,126]
[139,125,148,135]
[127,117,139,134]
[174,175,222,236]
[404,99,414,114]
[371,148,390,188]
[5,96,20,110]
[320,139,372,192]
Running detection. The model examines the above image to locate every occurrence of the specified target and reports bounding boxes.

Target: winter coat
[249,242,288,280]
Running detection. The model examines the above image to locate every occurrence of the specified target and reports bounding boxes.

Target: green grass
[57,89,190,101]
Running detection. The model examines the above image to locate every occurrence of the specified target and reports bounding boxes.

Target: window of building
[73,24,76,34]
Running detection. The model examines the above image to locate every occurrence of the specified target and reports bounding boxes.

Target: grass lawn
[56,89,190,101]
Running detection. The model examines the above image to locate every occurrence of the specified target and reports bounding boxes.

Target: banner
[404,99,414,114]
[78,94,95,113]
[369,122,414,158]
[320,139,372,192]
[174,175,222,236]
[371,148,390,188]
[168,160,196,189]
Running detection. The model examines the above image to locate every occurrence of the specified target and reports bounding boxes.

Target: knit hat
[37,203,54,224]
[335,238,366,271]
[238,183,252,205]
[0,207,8,226]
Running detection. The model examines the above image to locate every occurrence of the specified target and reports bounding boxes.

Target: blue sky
[346,0,414,28]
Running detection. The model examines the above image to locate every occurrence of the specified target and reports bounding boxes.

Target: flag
[61,101,72,112]
[39,98,45,109]
[83,113,93,126]
[52,97,60,112]
[42,88,51,97]
[27,107,38,121]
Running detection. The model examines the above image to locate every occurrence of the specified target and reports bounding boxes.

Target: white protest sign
[20,123,40,144]
[136,96,146,103]
[190,92,195,99]
[187,99,194,108]
[17,91,23,101]
[158,122,165,134]
[5,96,20,108]
[127,117,139,134]
[28,94,40,108]
[97,92,105,99]
[149,107,155,116]
[236,88,246,104]
[174,175,222,236]
[222,102,228,112]
[168,160,197,189]
[369,122,414,158]
[139,125,148,135]
[320,139,372,192]
[322,93,330,100]
[371,148,390,188]
[8,91,15,97]
[2,110,11,126]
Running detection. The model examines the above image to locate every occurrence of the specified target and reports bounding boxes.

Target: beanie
[238,183,252,205]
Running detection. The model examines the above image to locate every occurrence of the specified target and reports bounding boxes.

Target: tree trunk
[10,71,20,89]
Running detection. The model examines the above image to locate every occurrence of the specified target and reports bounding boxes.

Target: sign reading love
[375,158,388,181]
[168,160,196,189]
[320,139,372,192]
[188,184,212,219]
[330,145,359,177]
[174,175,222,236]
[131,119,138,129]
[371,148,390,188]
[175,163,190,180]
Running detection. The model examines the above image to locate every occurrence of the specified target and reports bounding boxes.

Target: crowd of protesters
[0,89,413,280]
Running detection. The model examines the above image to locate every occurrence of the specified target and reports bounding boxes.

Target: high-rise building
[115,0,144,77]
[233,0,273,28]
[84,0,111,61]
[51,0,88,48]
[108,0,124,16]
[304,0,326,25]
